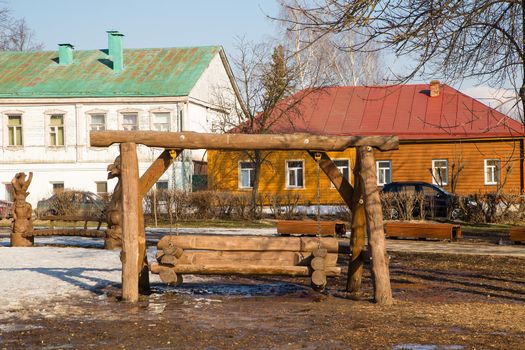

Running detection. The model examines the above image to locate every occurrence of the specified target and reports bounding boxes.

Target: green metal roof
[0,46,222,98]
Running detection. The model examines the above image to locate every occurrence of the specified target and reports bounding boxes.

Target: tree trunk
[357,146,393,305]
[347,151,366,294]
[120,142,140,302]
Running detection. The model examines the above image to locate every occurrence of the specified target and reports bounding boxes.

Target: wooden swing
[90,131,398,305]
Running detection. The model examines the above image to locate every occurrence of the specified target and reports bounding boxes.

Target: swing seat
[150,235,341,288]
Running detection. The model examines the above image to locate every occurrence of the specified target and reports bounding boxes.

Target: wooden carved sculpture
[105,156,123,250]
[11,172,34,247]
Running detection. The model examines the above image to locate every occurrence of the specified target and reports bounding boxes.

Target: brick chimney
[107,31,124,72]
[58,43,74,65]
[430,80,440,97]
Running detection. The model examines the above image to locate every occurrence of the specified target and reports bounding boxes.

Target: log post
[357,146,392,305]
[120,142,140,302]
[347,153,366,294]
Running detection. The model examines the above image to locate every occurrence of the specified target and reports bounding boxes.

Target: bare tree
[0,7,42,51]
[213,37,326,215]
[279,2,385,88]
[277,0,525,124]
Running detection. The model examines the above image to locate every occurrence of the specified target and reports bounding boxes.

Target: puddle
[152,282,307,297]
[393,345,464,350]
[0,323,43,332]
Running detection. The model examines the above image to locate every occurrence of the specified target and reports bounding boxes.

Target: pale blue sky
[6,0,279,53]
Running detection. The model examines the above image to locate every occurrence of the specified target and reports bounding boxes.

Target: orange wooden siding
[208,149,356,205]
[375,139,524,194]
[208,139,524,205]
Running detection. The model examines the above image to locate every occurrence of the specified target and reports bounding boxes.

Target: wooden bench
[509,227,525,244]
[276,220,347,237]
[150,235,341,291]
[385,222,461,241]
[24,215,107,239]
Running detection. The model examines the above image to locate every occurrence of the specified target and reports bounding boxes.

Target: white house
[0,31,242,206]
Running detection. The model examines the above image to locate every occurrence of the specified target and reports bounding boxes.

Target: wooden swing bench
[150,235,341,290]
[384,222,462,241]
[23,215,107,239]
[509,226,525,244]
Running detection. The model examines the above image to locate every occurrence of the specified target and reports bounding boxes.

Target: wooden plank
[138,149,181,197]
[276,220,346,236]
[120,142,140,303]
[91,131,399,152]
[385,222,461,241]
[510,227,525,243]
[358,146,393,305]
[150,262,342,277]
[157,235,339,253]
[175,251,338,267]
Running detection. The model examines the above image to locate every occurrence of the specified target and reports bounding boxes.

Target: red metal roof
[263,84,525,140]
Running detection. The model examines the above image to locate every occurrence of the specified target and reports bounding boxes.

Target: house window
[432,159,448,186]
[90,114,106,131]
[331,159,350,188]
[153,112,170,131]
[96,181,108,195]
[156,180,169,191]
[52,182,64,194]
[49,115,64,146]
[286,160,304,188]
[7,115,22,146]
[239,161,255,189]
[122,113,138,131]
[4,183,13,202]
[484,159,500,185]
[376,160,392,186]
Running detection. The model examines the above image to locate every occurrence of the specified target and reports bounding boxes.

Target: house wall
[208,139,524,207]
[374,139,524,194]
[208,149,356,205]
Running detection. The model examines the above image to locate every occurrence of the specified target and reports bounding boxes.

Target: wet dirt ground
[1,251,524,349]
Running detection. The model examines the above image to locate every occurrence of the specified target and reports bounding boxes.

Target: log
[120,142,140,303]
[358,146,392,305]
[174,251,338,267]
[310,257,325,271]
[157,235,339,253]
[159,268,178,284]
[311,270,327,291]
[38,215,106,222]
[139,149,181,197]
[160,255,178,266]
[510,227,525,244]
[90,131,399,152]
[150,263,342,277]
[312,248,328,258]
[347,151,366,294]
[162,245,184,259]
[308,151,354,205]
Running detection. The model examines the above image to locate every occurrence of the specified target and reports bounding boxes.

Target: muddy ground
[1,249,524,350]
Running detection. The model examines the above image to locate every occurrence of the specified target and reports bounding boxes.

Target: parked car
[36,191,107,218]
[0,200,13,219]
[381,181,464,220]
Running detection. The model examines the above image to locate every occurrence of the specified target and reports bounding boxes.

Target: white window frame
[90,113,106,131]
[376,160,392,186]
[152,112,170,132]
[156,180,169,191]
[48,114,65,147]
[330,159,351,188]
[95,181,108,195]
[6,114,23,147]
[51,181,64,194]
[484,159,500,185]
[286,159,305,189]
[432,159,448,186]
[238,161,256,189]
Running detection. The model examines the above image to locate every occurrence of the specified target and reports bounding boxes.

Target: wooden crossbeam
[90,131,399,151]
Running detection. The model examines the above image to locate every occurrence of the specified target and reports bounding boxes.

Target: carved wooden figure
[105,156,123,250]
[10,172,34,247]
